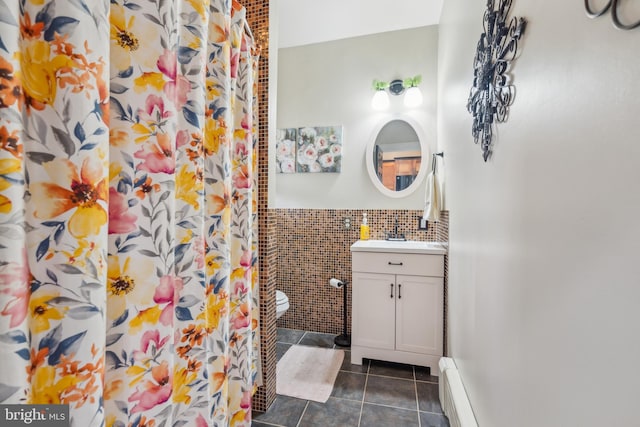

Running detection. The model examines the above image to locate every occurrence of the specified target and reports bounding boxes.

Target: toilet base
[334,333,351,347]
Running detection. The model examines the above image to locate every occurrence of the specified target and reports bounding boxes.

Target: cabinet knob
[388,261,403,266]
[398,284,402,299]
[390,283,394,298]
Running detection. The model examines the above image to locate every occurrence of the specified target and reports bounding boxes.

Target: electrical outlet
[343,217,352,230]
[418,217,428,230]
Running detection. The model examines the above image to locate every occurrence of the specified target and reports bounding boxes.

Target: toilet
[276,290,289,319]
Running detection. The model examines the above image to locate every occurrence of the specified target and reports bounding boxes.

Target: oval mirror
[366,116,429,198]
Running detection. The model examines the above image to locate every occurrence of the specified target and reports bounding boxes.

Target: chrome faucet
[386,215,406,241]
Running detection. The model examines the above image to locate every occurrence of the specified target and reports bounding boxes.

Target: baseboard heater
[438,357,478,427]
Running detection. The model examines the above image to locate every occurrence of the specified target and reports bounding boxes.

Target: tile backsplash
[244,0,273,412]
[274,209,449,336]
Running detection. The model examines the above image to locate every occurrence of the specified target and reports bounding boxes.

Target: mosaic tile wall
[274,209,449,345]
[244,0,275,413]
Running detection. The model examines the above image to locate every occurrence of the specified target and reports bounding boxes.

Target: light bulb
[403,86,423,108]
[371,90,390,110]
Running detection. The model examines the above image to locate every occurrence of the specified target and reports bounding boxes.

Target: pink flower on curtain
[129,360,172,413]
[134,133,175,174]
[0,250,29,328]
[232,164,251,189]
[153,275,183,326]
[136,94,173,134]
[240,250,252,268]
[176,129,190,149]
[233,281,247,296]
[192,236,205,269]
[240,390,251,409]
[231,302,250,329]
[108,188,137,234]
[230,51,239,78]
[195,414,208,427]
[235,141,248,157]
[157,49,190,108]
[241,113,250,131]
[0,286,28,328]
[133,330,169,361]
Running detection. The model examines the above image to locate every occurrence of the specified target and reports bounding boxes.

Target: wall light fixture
[371,75,423,110]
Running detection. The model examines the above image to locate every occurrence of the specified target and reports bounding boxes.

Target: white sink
[350,239,447,255]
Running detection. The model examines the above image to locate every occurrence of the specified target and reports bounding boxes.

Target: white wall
[275,26,438,209]
[439,1,640,426]
[277,0,442,48]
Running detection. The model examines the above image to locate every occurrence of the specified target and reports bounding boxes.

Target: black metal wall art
[585,0,640,30]
[467,0,527,162]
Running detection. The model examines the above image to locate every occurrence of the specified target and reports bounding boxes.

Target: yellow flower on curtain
[59,238,95,269]
[205,77,221,99]
[106,256,155,320]
[133,72,165,94]
[228,382,251,425]
[206,181,229,216]
[205,252,222,278]
[125,365,147,387]
[136,416,157,427]
[208,357,227,394]
[110,4,139,72]
[173,367,197,404]
[30,157,108,238]
[230,267,246,282]
[29,292,66,334]
[109,4,159,73]
[176,164,202,210]
[128,306,162,334]
[186,0,209,19]
[105,415,117,427]
[0,158,20,214]
[18,40,74,111]
[197,291,227,333]
[204,118,227,155]
[103,379,123,402]
[29,365,79,404]
[109,127,130,148]
[231,410,247,425]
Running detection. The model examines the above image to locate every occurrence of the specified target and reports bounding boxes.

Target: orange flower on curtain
[0,1,260,426]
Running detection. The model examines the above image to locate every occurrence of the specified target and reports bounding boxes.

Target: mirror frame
[365,114,429,198]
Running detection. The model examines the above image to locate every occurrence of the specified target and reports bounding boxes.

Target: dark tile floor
[253,328,450,427]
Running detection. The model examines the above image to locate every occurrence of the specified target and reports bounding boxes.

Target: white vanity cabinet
[350,240,446,374]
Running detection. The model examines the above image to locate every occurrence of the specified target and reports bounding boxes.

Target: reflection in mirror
[373,120,422,191]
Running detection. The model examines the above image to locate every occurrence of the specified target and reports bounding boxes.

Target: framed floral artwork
[296,126,343,173]
[276,128,297,173]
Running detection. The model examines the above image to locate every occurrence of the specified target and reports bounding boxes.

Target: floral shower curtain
[0,0,260,426]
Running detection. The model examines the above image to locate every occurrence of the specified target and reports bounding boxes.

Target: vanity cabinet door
[352,272,395,350]
[395,275,443,355]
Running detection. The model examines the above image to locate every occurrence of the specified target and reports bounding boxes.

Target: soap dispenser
[360,212,370,240]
